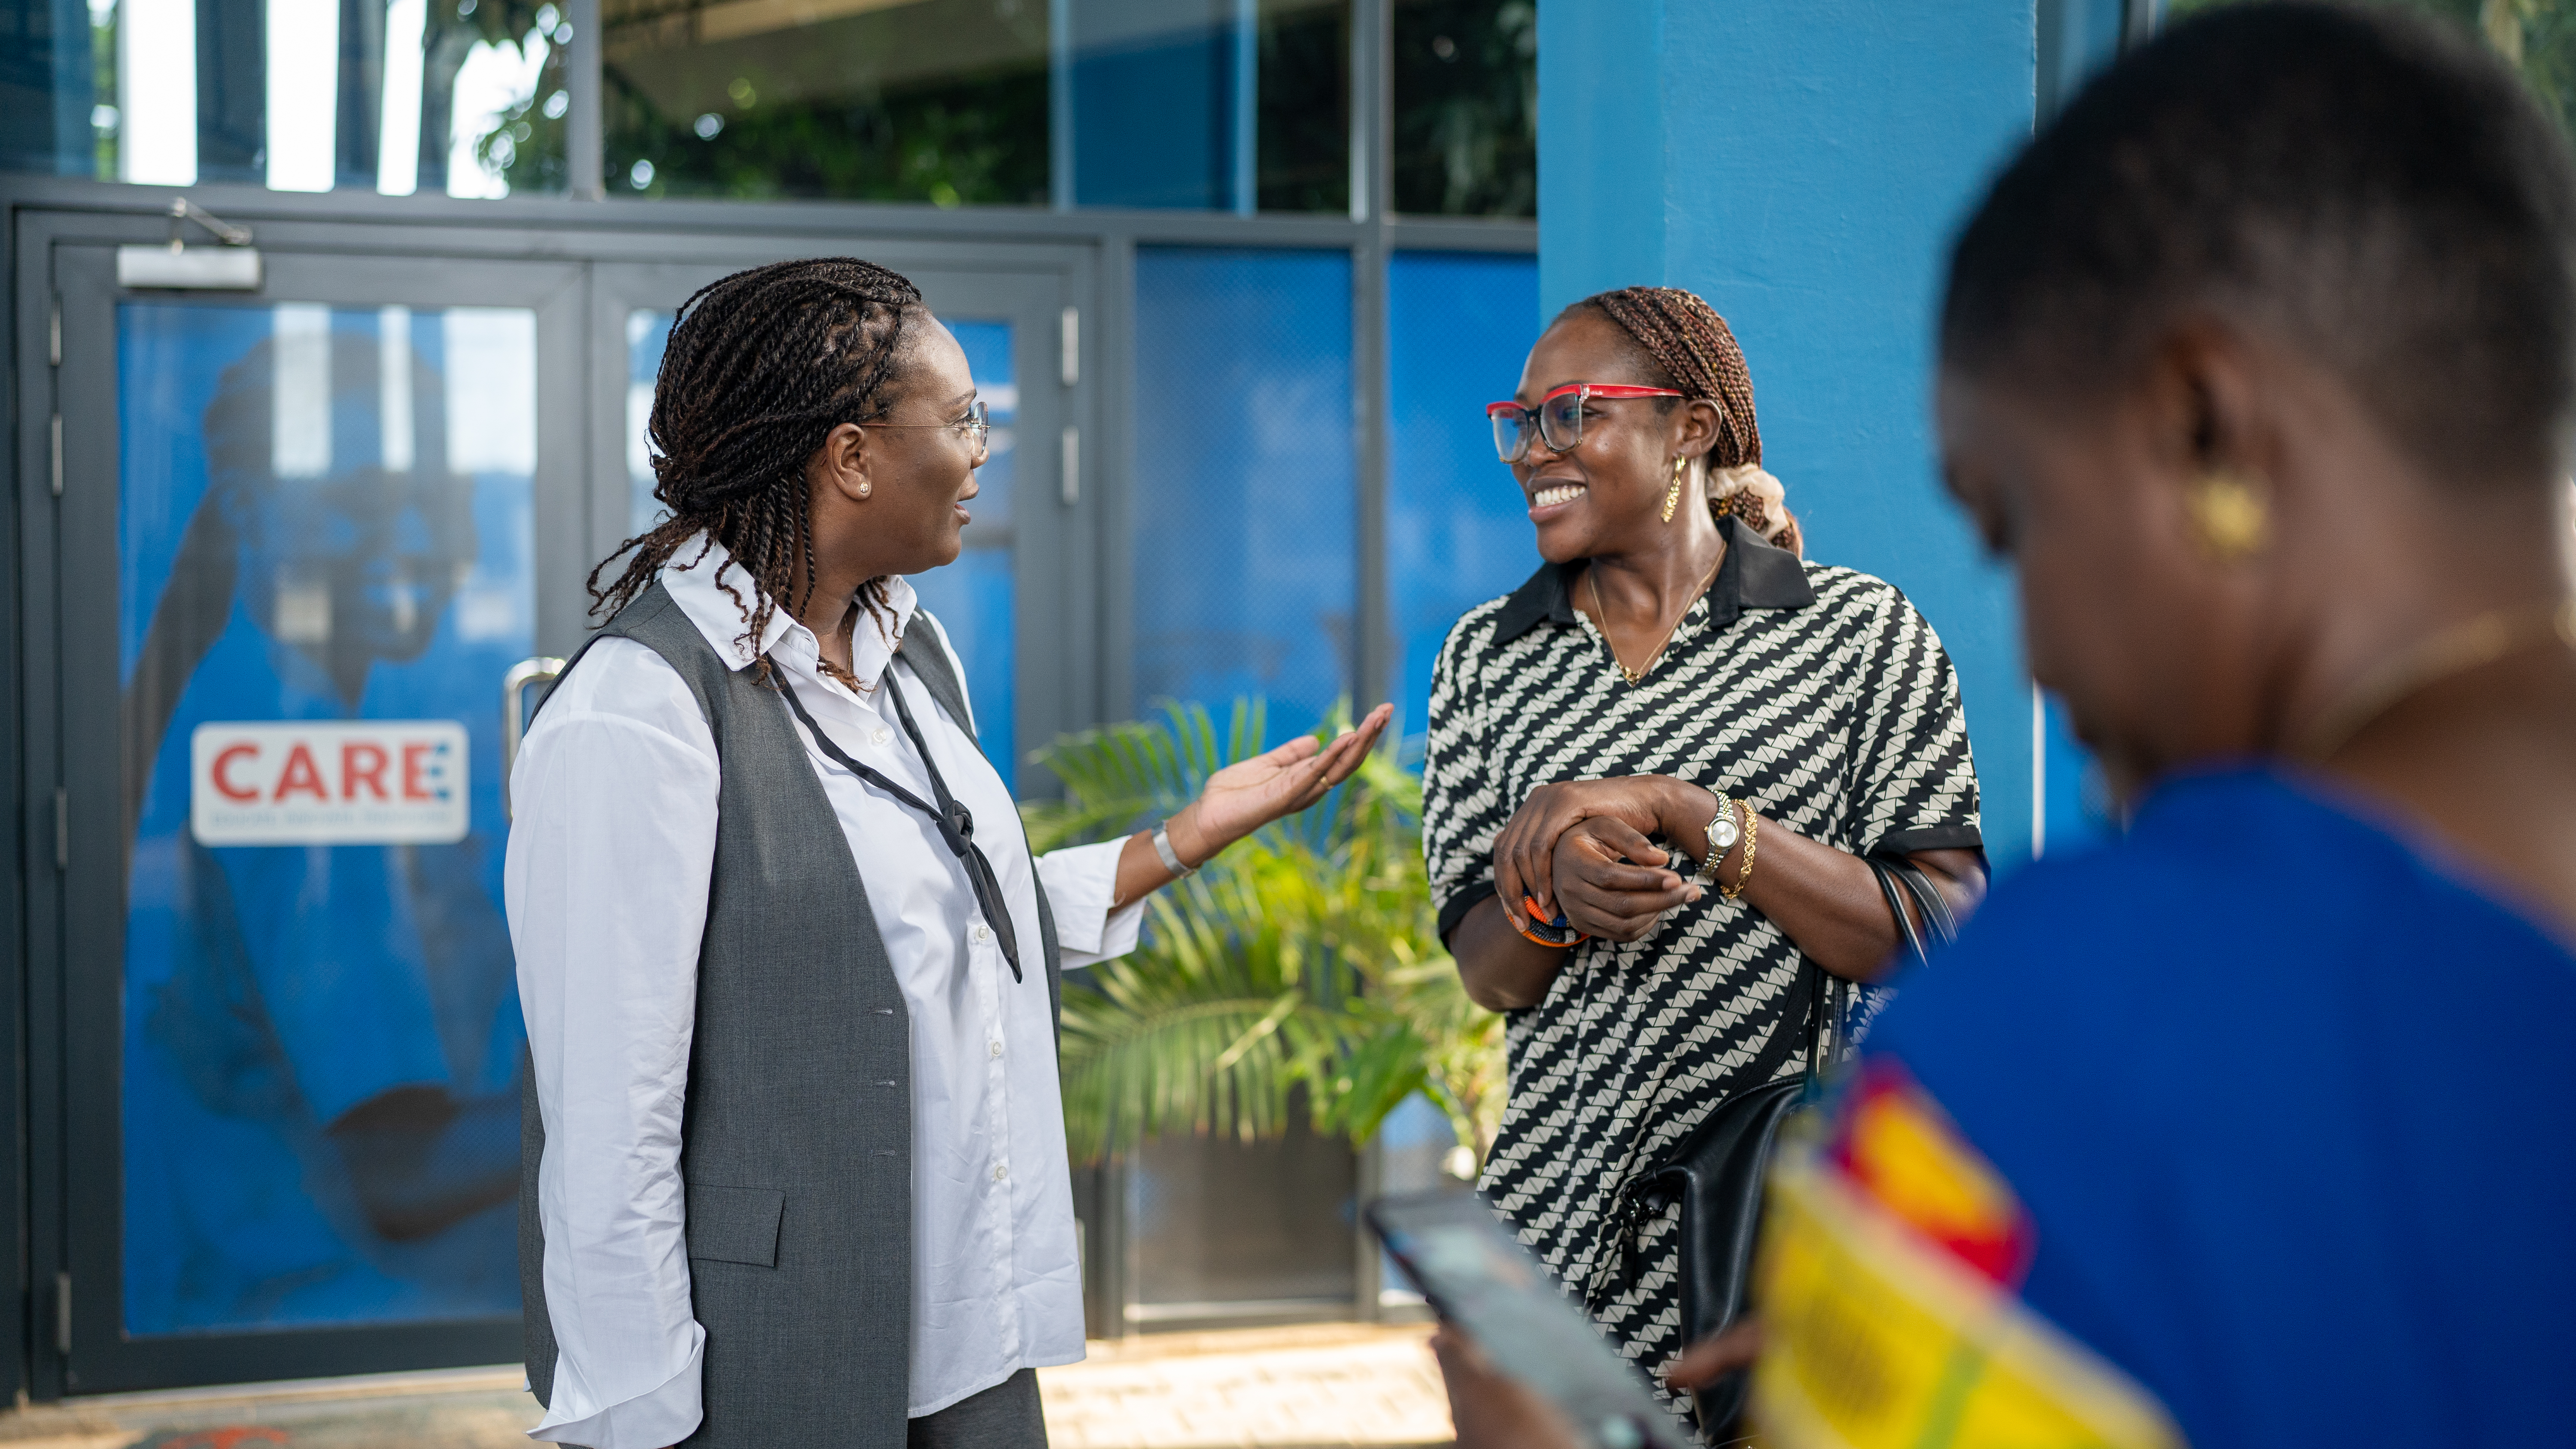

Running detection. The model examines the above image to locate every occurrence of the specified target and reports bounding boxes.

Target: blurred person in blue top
[1437,4,2576,1447]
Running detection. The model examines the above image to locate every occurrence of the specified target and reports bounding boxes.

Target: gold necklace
[1586,555,1722,686]
[2292,599,2576,763]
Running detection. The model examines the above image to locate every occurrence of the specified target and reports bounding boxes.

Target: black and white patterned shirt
[1422,517,1981,1432]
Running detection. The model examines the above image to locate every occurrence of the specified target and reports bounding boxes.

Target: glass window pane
[1066,0,1347,212]
[1132,246,1354,738]
[2167,0,2576,136]
[1386,249,1540,753]
[606,0,1051,204]
[625,308,674,540]
[603,0,1349,210]
[120,300,535,1333]
[1256,0,1351,212]
[2,0,566,195]
[1390,0,1535,217]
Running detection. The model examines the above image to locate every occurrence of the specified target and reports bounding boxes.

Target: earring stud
[2184,467,2269,562]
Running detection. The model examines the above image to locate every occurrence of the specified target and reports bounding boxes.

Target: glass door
[48,242,588,1392]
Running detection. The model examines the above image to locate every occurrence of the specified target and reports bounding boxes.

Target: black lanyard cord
[772,665,1025,982]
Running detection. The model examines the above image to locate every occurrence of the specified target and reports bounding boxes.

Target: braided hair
[1565,285,1803,556]
[589,257,927,662]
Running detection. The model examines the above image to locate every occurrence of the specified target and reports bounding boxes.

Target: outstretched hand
[1182,703,1395,857]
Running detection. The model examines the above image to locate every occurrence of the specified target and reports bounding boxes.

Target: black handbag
[1596,854,1956,1440]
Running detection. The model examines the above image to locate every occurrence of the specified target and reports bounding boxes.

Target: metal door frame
[43,230,588,1395]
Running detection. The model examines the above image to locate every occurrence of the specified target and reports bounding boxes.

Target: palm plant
[1025,700,1504,1173]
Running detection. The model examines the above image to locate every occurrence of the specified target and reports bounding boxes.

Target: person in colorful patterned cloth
[1421,284,1990,1439]
[1438,5,2576,1449]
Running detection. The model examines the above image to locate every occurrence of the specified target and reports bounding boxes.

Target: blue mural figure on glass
[120,303,531,1334]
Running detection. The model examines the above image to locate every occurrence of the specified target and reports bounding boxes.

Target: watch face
[1708,815,1742,852]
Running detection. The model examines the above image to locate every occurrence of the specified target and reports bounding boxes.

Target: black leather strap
[1586,959,1821,1307]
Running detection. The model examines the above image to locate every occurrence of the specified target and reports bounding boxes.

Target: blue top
[1867,767,2576,1448]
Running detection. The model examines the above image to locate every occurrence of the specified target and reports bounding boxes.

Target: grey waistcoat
[518,582,1063,1448]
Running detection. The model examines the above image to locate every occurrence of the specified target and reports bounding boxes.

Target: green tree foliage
[603,66,1047,205]
[2172,0,2576,136]
[1025,700,1505,1173]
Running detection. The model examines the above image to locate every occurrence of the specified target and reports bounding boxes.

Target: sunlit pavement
[0,1323,1453,1449]
[1046,1324,1451,1448]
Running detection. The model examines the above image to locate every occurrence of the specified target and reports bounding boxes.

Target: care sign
[190,721,470,846]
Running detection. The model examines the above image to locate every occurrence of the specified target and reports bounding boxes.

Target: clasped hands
[1494,775,1734,944]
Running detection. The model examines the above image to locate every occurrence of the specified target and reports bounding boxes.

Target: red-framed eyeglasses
[1485,383,1685,463]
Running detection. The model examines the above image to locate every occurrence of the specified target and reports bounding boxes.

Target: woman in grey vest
[506,258,1390,1449]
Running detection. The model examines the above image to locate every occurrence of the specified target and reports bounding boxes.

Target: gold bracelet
[1722,805,1759,899]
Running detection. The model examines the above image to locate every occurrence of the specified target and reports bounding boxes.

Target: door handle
[501,656,568,820]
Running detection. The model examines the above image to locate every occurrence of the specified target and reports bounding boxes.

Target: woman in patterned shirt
[1422,285,1988,1434]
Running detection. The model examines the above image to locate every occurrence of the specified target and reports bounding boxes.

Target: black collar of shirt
[1490,514,1816,645]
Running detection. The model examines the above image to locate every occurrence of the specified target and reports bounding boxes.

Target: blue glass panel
[945,318,1017,534]
[1386,250,1542,755]
[1132,246,1355,740]
[908,316,1018,791]
[626,309,675,539]
[1071,7,1234,210]
[119,300,534,1334]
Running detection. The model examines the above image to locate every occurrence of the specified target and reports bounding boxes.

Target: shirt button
[992,1164,1009,1182]
[969,922,992,945]
[988,1040,1004,1058]
[870,727,892,746]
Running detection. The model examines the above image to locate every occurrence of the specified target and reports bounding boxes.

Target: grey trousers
[907,1368,1048,1449]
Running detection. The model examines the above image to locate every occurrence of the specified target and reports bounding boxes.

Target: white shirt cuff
[1037,838,1147,969]
[529,1326,705,1449]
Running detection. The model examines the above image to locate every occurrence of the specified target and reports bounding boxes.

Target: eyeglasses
[868,399,992,463]
[1485,383,1684,463]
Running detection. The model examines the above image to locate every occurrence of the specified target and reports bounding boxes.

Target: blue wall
[1537,0,2042,866]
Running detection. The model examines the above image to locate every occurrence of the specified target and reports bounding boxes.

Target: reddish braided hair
[1570,286,1803,556]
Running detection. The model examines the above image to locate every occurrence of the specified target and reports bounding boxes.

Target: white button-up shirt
[507,540,1140,1448]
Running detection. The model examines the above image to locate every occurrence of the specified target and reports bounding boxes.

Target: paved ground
[0,1323,1453,1449]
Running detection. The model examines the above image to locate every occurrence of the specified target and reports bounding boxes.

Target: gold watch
[1694,795,1742,888]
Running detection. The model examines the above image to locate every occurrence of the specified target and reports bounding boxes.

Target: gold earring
[2184,467,2269,562]
[1661,456,1688,524]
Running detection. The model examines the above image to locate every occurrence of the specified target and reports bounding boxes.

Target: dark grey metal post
[1050,0,1076,210]
[1352,0,1393,720]
[1348,0,1395,1325]
[565,0,604,199]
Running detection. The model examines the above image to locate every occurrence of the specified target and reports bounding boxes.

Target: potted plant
[1024,700,1503,1176]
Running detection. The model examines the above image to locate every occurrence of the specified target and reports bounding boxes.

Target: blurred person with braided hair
[506,257,1389,1449]
[1420,285,1987,1437]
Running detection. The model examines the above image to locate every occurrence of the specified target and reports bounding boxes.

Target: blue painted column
[1537,0,2043,867]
